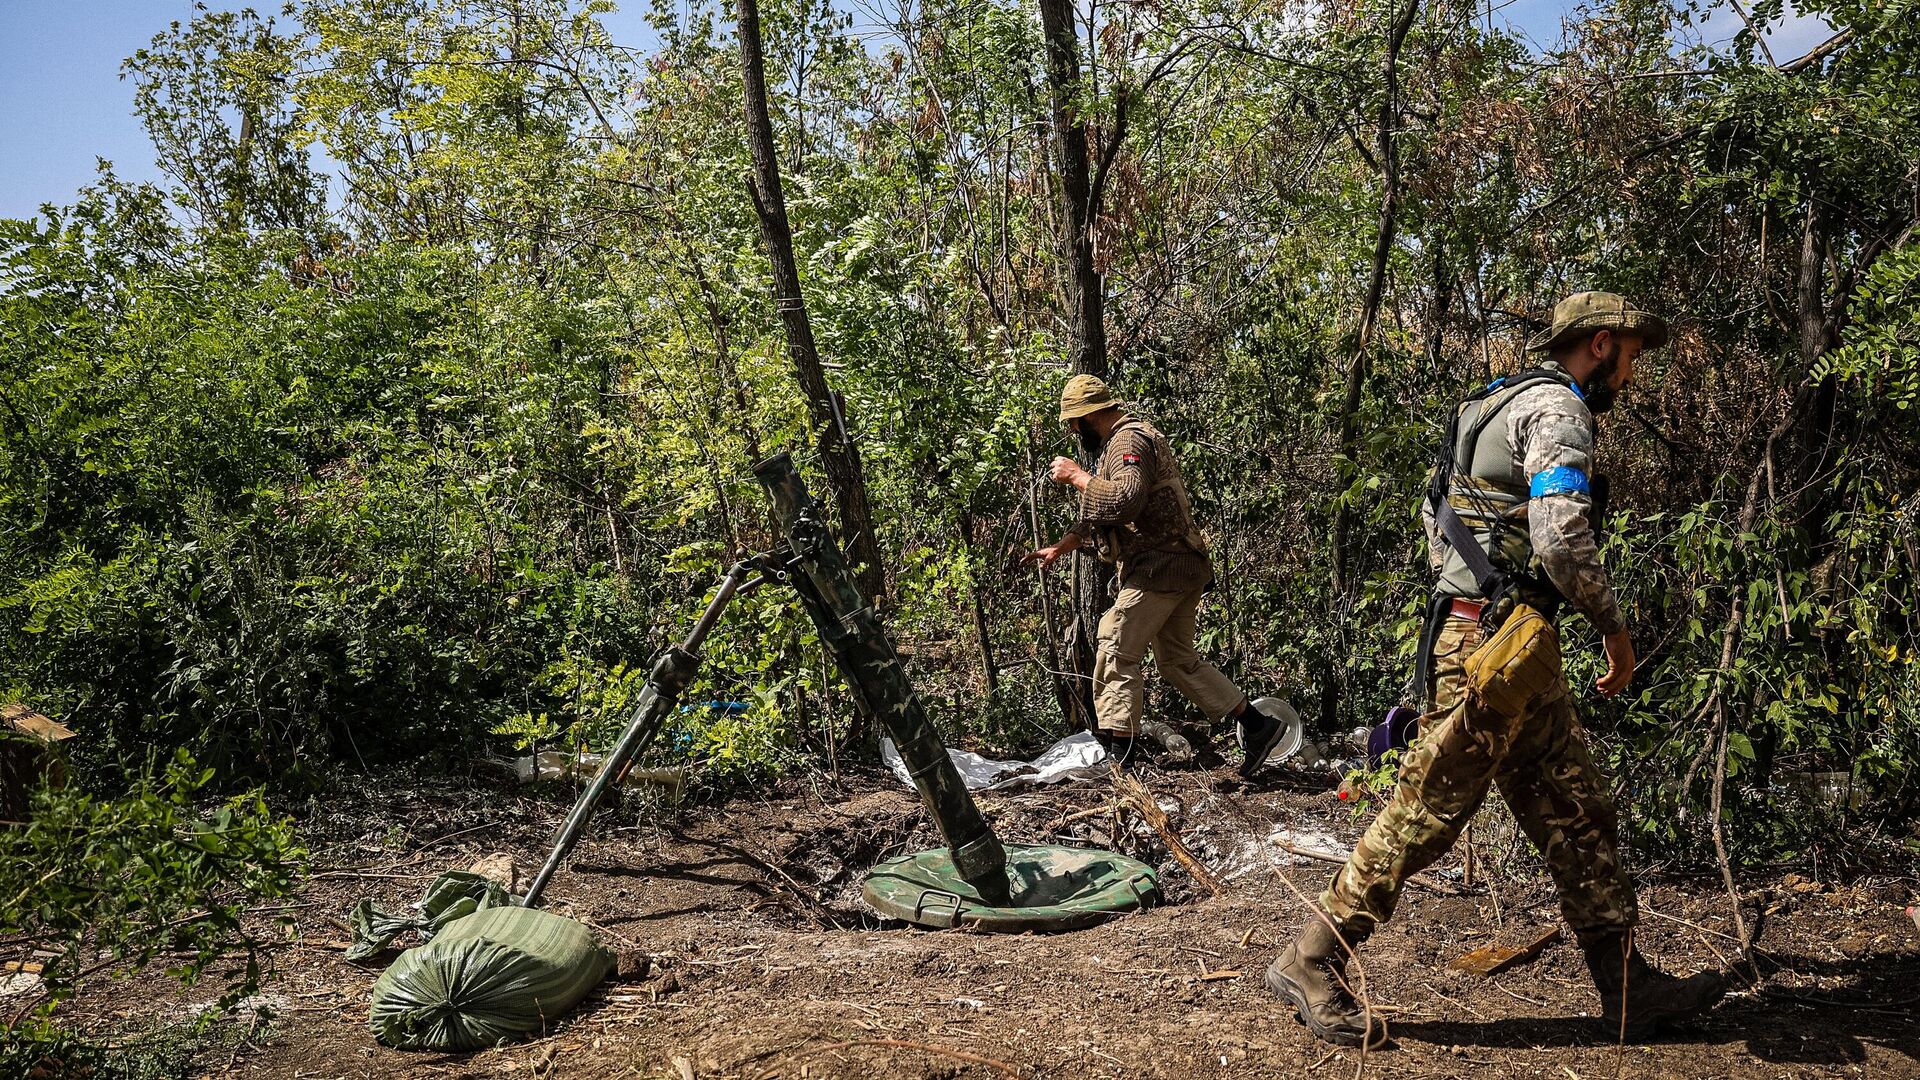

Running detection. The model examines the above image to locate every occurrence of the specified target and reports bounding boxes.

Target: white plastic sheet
[880,731,1108,791]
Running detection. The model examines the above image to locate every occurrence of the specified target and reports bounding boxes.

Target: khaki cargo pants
[1320,616,1638,940]
[1093,585,1245,736]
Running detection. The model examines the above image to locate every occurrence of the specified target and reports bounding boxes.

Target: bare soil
[58,760,1920,1079]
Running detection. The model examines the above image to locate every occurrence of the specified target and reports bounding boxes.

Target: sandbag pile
[368,903,613,1050]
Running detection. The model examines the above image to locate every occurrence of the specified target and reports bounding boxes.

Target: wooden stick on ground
[1114,769,1223,897]
[1446,926,1560,976]
[1463,823,1475,889]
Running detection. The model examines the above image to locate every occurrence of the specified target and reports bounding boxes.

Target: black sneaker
[1236,702,1285,778]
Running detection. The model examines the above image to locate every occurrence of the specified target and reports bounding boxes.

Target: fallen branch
[1113,770,1223,896]
[1058,803,1124,827]
[1446,926,1559,976]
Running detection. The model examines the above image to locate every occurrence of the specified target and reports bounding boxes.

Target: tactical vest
[1432,364,1591,602]
[1092,418,1210,566]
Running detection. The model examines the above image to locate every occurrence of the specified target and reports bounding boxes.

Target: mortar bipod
[522,553,787,908]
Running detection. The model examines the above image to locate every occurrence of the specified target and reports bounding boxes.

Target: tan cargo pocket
[1464,604,1562,718]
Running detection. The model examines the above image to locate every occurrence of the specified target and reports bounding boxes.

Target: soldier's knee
[1159,655,1203,679]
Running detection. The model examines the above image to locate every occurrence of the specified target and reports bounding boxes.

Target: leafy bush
[6,0,1920,862]
[0,750,304,1019]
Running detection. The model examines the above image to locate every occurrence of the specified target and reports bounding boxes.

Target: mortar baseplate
[863,843,1160,932]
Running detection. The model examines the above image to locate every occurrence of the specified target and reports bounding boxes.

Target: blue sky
[0,0,1835,222]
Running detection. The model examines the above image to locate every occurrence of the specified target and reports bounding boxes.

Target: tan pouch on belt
[1464,603,1562,717]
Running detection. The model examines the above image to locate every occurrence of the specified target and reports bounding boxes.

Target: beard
[1074,420,1105,459]
[1582,347,1622,415]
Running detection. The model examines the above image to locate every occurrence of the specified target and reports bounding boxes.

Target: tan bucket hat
[1058,374,1119,421]
[1526,291,1670,352]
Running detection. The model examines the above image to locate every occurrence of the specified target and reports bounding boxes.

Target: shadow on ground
[1393,949,1920,1069]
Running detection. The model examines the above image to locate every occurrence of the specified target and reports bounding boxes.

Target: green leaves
[6,0,1920,871]
[0,750,304,1018]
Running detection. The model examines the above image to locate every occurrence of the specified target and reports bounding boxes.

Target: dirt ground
[57,758,1920,1079]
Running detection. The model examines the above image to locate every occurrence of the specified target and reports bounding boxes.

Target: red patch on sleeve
[1121,452,1141,465]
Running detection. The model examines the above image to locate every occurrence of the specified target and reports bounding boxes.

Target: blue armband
[1529,466,1590,498]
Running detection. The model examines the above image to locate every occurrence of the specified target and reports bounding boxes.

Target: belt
[1448,598,1484,622]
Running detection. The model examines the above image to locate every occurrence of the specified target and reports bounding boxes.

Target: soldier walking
[1028,375,1291,771]
[1263,293,1727,1046]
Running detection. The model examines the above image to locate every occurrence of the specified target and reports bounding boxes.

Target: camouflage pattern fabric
[1507,381,1624,634]
[1091,584,1245,735]
[1066,415,1213,594]
[1320,616,1637,939]
[1526,290,1669,352]
[1421,366,1625,634]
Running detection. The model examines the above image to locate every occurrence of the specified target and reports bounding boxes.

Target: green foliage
[1,1005,268,1080]
[0,750,305,1020]
[1340,750,1403,820]
[4,0,1919,864]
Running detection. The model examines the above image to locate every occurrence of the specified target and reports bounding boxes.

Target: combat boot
[1265,913,1387,1047]
[1235,699,1289,778]
[1092,730,1138,768]
[1580,930,1727,1039]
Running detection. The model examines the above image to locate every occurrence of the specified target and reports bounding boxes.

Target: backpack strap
[1425,367,1583,581]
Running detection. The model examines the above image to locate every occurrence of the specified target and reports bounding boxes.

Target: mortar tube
[752,453,1010,903]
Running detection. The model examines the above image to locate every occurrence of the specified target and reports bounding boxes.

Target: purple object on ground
[1368,706,1419,765]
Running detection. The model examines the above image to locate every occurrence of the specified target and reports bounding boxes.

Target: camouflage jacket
[1067,415,1213,594]
[1421,372,1626,635]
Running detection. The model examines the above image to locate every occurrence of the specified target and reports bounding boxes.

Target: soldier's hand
[1597,629,1636,697]
[1024,544,1065,569]
[1023,533,1081,569]
[1048,456,1090,489]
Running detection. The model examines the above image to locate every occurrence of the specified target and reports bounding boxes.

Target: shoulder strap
[1455,368,1580,463]
[1435,497,1503,594]
[1427,368,1580,594]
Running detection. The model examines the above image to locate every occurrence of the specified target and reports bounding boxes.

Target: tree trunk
[1329,0,1420,597]
[956,510,1000,696]
[1037,0,1107,379]
[737,0,885,602]
[1037,0,1111,729]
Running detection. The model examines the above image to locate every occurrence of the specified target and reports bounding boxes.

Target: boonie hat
[1526,291,1670,352]
[1059,374,1119,421]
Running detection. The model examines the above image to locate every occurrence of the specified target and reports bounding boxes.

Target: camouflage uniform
[1419,363,1624,635]
[1321,363,1637,941]
[1067,416,1244,736]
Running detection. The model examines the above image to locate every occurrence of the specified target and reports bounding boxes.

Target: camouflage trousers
[1320,615,1638,940]
[1092,585,1245,736]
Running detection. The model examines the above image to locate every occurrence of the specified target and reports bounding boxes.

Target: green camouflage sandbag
[368,904,614,1051]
